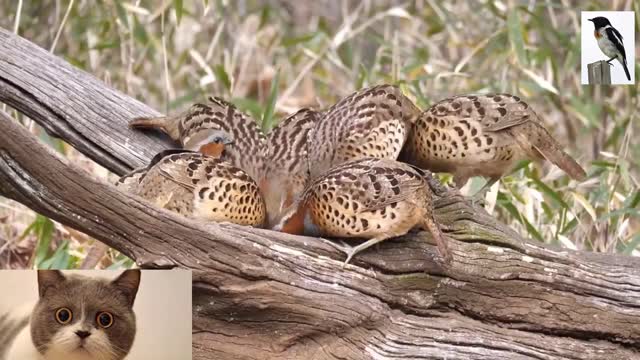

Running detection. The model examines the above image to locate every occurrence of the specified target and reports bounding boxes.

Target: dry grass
[0,0,638,269]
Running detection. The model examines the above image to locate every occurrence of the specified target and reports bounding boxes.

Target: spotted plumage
[274,158,450,264]
[262,108,321,226]
[307,84,421,179]
[400,94,586,189]
[129,97,266,183]
[116,152,266,227]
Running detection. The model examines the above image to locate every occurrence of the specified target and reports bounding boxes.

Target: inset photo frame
[581,11,635,85]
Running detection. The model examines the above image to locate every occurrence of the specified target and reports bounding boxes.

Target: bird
[273,157,451,265]
[262,108,321,227]
[116,148,266,227]
[589,16,631,81]
[129,96,267,183]
[307,84,421,180]
[399,94,587,194]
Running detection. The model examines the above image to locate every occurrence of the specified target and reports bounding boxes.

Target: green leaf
[258,6,271,29]
[174,0,184,26]
[114,0,129,30]
[33,215,55,267]
[281,32,318,48]
[530,177,569,210]
[261,69,280,133]
[231,97,264,121]
[623,234,640,255]
[507,9,527,65]
[107,256,135,270]
[133,17,149,45]
[355,64,368,90]
[91,41,120,50]
[40,240,71,269]
[213,64,231,92]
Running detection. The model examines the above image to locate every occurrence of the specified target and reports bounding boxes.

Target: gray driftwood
[1,28,639,359]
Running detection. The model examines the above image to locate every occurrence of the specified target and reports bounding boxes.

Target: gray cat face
[31,270,140,360]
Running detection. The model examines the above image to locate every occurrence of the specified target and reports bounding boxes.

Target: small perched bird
[116,149,266,227]
[129,96,266,183]
[307,84,421,179]
[400,94,587,193]
[273,158,451,265]
[589,16,631,81]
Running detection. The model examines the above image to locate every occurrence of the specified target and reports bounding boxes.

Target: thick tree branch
[1,29,640,359]
[0,27,171,175]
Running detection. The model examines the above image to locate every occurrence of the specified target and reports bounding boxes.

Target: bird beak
[223,138,234,145]
[588,18,594,22]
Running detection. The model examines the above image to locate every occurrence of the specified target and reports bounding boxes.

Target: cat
[0,270,140,360]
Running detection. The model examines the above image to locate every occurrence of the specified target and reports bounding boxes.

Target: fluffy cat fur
[0,270,140,360]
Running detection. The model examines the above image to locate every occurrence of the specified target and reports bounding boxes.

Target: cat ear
[111,270,141,306]
[37,270,66,297]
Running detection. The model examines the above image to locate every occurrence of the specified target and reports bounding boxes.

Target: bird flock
[116,84,586,265]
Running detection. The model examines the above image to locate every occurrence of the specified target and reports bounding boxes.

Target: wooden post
[588,60,611,84]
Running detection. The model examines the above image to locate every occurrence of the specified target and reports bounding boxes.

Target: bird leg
[323,237,390,267]
[421,217,452,265]
[606,56,617,64]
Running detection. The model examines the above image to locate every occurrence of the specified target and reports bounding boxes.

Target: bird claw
[321,238,356,267]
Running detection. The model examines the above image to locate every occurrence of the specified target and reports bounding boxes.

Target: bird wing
[356,164,425,213]
[605,27,626,60]
[308,85,420,177]
[320,159,424,213]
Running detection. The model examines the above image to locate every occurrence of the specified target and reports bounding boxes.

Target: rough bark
[1,28,640,359]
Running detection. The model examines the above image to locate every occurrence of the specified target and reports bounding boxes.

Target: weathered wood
[1,29,640,359]
[588,60,611,85]
[0,27,172,175]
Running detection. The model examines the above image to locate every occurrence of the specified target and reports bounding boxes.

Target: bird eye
[213,136,223,144]
[55,308,73,324]
[96,312,114,328]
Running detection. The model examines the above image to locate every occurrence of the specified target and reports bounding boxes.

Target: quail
[307,84,421,179]
[273,157,450,265]
[129,96,266,183]
[116,148,266,227]
[399,94,587,192]
[262,108,321,227]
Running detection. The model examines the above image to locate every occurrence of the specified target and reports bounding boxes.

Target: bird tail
[514,124,587,181]
[129,115,181,142]
[621,58,631,81]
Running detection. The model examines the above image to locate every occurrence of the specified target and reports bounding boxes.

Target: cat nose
[75,330,91,339]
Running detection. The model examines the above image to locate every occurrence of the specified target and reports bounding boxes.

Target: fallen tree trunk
[1,28,639,359]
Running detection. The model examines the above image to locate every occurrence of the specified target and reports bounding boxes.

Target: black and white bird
[589,16,631,81]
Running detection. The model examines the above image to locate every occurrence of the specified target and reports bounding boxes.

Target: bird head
[185,130,234,158]
[589,16,611,29]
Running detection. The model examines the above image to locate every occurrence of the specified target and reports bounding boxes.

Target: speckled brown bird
[116,150,266,227]
[262,108,321,227]
[400,94,587,191]
[129,96,266,183]
[307,84,421,179]
[273,158,450,265]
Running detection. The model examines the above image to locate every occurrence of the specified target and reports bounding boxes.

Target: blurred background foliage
[0,0,638,269]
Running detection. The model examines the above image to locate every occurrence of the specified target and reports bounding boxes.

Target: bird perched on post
[273,157,451,265]
[129,96,266,183]
[116,149,267,227]
[399,94,587,193]
[307,84,421,179]
[589,16,631,81]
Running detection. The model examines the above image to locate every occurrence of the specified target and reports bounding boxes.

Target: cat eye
[55,308,73,324]
[96,312,114,328]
